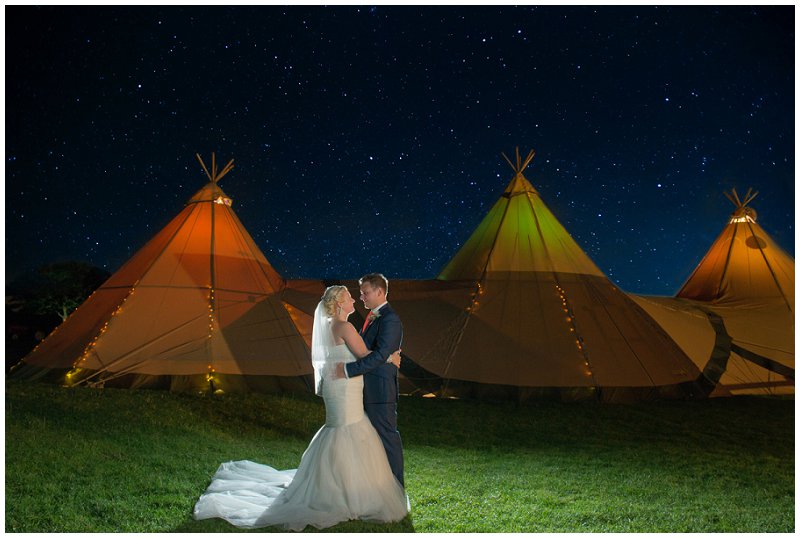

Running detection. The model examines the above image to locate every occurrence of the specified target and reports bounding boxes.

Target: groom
[334,273,404,487]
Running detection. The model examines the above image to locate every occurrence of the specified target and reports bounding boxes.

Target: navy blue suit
[345,303,404,486]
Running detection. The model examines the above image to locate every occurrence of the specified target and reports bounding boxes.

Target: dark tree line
[6,261,109,369]
[9,261,110,321]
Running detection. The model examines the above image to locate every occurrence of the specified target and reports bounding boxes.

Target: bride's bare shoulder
[330,320,356,337]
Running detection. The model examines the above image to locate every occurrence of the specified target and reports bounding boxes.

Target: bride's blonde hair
[321,285,348,317]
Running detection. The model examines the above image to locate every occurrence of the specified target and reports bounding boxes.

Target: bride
[193,285,409,531]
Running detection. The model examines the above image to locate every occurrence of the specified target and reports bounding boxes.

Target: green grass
[5,379,794,532]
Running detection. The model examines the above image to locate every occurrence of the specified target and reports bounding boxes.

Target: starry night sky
[5,5,795,295]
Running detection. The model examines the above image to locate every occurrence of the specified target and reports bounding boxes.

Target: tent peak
[500,147,538,197]
[501,147,536,175]
[196,152,235,184]
[724,187,759,223]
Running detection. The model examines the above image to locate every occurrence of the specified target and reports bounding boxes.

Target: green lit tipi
[391,148,703,402]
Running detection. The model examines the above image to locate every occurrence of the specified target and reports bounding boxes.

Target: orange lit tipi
[631,188,794,396]
[677,188,793,311]
[14,154,315,394]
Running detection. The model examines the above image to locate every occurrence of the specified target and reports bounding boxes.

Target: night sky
[5,6,795,295]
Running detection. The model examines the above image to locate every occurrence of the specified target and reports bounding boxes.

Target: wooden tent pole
[501,152,516,171]
[217,159,235,181]
[520,149,536,172]
[500,147,537,174]
[731,187,742,207]
[196,154,212,182]
[743,189,759,207]
[197,153,235,184]
[723,190,736,206]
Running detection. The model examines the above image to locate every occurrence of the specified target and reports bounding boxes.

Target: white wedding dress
[193,344,408,531]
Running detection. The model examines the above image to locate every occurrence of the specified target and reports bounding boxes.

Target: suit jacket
[344,303,402,404]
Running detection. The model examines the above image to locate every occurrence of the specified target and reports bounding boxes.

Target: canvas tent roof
[629,188,794,396]
[388,149,704,402]
[439,150,604,280]
[629,294,793,396]
[14,155,314,394]
[677,188,794,311]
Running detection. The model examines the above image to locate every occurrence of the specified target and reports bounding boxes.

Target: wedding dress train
[193,344,408,531]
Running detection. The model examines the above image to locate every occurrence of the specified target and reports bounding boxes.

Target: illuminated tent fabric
[629,188,794,396]
[676,188,794,311]
[14,155,314,393]
[629,295,793,396]
[389,149,704,402]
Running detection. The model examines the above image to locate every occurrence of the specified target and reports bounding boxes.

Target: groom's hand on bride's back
[332,362,346,379]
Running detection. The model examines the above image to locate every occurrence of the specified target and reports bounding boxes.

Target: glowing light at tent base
[63,368,82,387]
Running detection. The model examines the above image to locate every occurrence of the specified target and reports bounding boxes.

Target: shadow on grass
[171,513,416,533]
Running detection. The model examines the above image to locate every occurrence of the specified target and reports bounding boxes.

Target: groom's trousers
[365,402,404,487]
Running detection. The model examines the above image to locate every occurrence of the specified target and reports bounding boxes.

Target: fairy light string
[66,279,141,386]
[555,283,596,383]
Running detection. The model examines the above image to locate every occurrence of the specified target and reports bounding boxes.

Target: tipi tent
[630,188,794,396]
[13,154,315,394]
[389,149,704,402]
[676,188,794,310]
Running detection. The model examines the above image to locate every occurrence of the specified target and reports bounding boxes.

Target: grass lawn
[4,379,794,532]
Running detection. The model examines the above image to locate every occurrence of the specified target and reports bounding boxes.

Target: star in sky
[5,6,794,295]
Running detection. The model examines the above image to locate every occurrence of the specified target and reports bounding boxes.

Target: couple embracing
[193,273,408,531]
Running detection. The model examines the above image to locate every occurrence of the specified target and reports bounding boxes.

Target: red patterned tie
[361,311,374,333]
